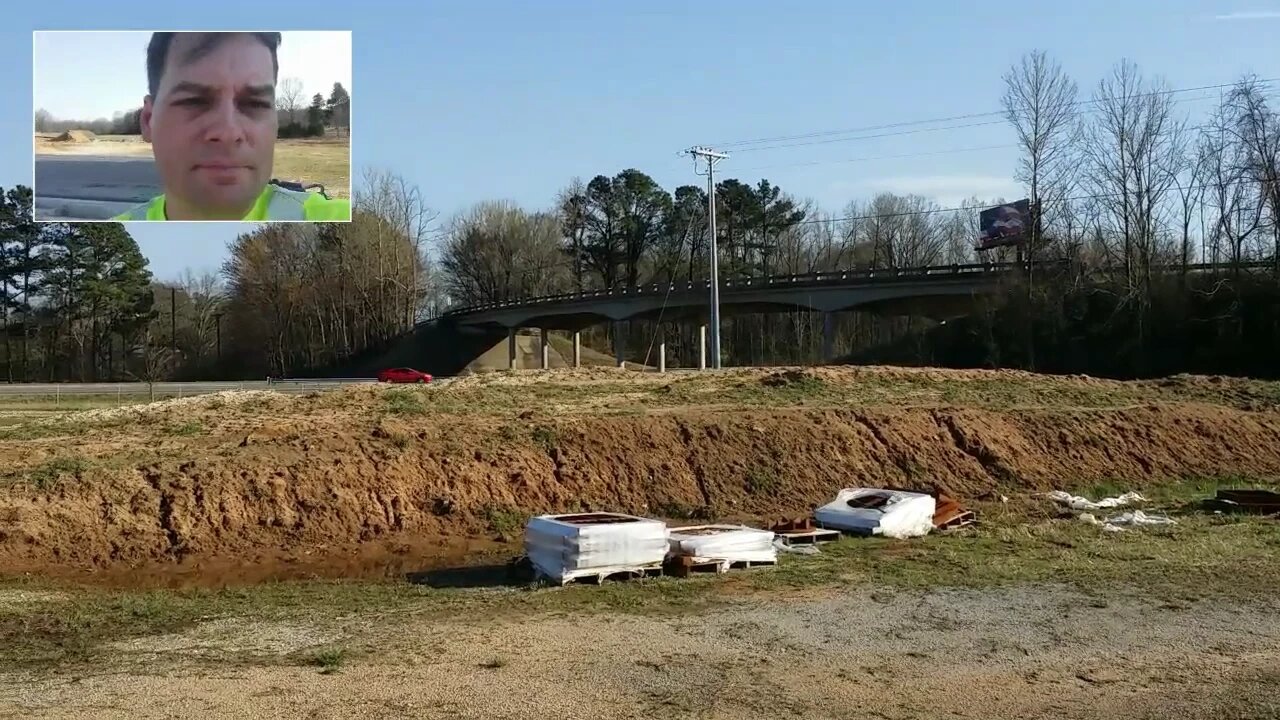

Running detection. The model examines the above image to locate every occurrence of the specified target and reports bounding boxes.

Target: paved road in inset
[34,154,160,220]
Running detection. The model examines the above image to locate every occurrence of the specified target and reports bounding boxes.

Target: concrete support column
[698,324,707,371]
[507,327,517,370]
[572,331,581,368]
[822,312,834,364]
[613,321,626,369]
[658,331,667,374]
[539,328,550,370]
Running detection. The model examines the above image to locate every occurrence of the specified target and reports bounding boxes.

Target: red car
[377,367,433,384]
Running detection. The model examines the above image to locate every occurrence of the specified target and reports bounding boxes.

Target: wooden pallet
[536,562,666,587]
[665,556,778,578]
[775,528,841,545]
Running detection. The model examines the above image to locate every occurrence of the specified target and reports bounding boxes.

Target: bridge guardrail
[436,260,1274,319]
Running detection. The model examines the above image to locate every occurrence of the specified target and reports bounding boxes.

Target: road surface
[0,379,378,398]
[34,154,160,221]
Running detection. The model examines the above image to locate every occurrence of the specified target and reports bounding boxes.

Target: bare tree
[1224,76,1280,272]
[33,109,53,134]
[355,168,438,326]
[1201,98,1265,266]
[1002,50,1079,255]
[1080,60,1183,292]
[277,77,304,125]
[129,327,176,402]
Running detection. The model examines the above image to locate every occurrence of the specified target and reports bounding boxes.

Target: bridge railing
[437,259,1274,319]
[442,261,1024,317]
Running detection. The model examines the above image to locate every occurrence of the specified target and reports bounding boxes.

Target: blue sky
[3,0,1279,281]
[34,31,350,120]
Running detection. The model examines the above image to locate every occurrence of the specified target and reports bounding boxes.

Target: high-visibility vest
[112,184,351,222]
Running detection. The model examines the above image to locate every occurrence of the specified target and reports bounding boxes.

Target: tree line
[8,51,1278,381]
[0,167,432,383]
[436,52,1279,376]
[32,79,350,140]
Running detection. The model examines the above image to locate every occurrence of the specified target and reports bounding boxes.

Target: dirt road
[3,585,1277,719]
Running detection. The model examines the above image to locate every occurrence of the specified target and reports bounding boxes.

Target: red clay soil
[2,377,1279,587]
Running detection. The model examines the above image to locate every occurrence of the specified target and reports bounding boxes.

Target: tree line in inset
[33,79,351,140]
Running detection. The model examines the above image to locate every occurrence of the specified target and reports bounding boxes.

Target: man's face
[142,34,277,219]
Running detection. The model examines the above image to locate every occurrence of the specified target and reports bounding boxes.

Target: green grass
[397,369,1280,418]
[384,389,427,416]
[308,647,347,674]
[529,425,558,452]
[163,421,203,437]
[21,455,91,489]
[743,467,781,496]
[483,505,526,540]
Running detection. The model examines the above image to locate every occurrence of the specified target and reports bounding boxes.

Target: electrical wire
[709,78,1279,151]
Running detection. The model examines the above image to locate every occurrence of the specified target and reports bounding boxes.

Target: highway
[0,379,377,398]
[33,155,160,220]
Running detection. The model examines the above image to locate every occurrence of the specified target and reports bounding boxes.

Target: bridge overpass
[438,262,1033,371]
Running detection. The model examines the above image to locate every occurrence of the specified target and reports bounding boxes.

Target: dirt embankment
[2,368,1279,584]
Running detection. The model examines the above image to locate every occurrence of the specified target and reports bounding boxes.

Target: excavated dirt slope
[2,367,1279,585]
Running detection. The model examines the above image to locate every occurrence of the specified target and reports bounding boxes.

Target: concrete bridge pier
[507,327,517,370]
[822,312,834,363]
[613,321,626,369]
[698,324,707,370]
[540,328,550,370]
[572,331,581,368]
[658,330,667,373]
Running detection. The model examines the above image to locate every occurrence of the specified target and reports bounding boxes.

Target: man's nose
[202,96,246,144]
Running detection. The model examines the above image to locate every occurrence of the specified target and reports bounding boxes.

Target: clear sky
[3,0,1278,281]
[33,30,351,121]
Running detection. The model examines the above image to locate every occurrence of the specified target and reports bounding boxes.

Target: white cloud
[834,174,1023,208]
[1213,10,1280,20]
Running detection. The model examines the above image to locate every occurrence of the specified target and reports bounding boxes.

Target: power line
[729,143,1018,173]
[788,178,1265,227]
[726,89,1250,155]
[709,77,1278,151]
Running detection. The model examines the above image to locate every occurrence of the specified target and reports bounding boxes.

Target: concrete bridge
[439,262,1033,371]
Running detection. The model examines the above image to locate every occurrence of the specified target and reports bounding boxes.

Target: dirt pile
[50,130,96,143]
[1,368,1278,584]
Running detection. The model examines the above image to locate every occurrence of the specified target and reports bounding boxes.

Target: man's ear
[140,95,154,143]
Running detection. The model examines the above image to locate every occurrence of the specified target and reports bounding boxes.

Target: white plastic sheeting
[1046,490,1146,511]
[1080,509,1177,532]
[524,513,669,583]
[773,538,821,555]
[667,525,776,563]
[814,488,936,539]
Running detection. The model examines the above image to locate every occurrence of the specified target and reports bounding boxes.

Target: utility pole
[684,145,728,369]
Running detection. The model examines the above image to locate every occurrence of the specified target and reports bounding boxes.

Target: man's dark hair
[147,32,282,97]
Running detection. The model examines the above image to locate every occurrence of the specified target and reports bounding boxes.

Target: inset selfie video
[33,30,352,222]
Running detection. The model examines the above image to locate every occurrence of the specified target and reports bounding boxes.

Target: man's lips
[194,163,251,170]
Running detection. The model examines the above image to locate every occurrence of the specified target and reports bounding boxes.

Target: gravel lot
[3,584,1278,719]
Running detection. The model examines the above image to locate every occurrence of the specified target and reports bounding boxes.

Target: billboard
[976,199,1031,250]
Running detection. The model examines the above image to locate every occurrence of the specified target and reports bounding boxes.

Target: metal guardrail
[0,378,376,400]
[437,260,1275,319]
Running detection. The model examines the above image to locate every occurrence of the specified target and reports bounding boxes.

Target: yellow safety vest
[112,184,350,222]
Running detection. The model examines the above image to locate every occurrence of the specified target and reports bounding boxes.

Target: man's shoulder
[301,193,352,221]
[112,196,163,221]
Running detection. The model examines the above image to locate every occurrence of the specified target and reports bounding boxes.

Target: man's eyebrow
[165,82,275,97]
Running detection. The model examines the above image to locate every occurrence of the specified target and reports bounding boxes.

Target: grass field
[34,134,350,199]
